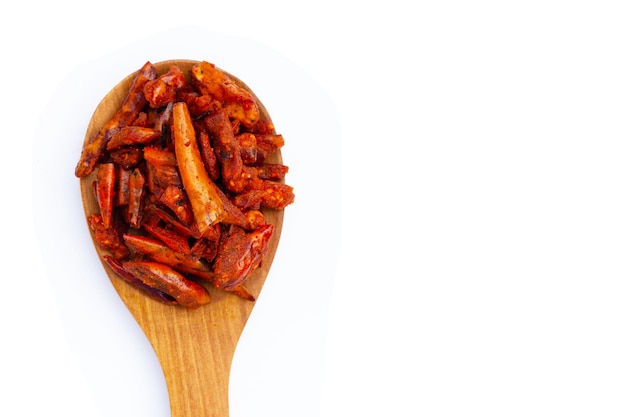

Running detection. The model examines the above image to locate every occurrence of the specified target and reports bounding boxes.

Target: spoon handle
[120,288,251,417]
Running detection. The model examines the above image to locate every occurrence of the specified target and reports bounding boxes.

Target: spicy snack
[75,60,294,309]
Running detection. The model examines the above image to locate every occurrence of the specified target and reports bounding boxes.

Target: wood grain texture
[80,60,284,417]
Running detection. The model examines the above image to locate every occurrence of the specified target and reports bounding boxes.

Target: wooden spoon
[79,60,284,417]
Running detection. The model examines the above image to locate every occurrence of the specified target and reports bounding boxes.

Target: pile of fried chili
[75,60,294,309]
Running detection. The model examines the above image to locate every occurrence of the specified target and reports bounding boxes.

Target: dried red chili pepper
[212,224,274,290]
[123,233,214,281]
[75,61,157,177]
[173,102,227,235]
[107,126,161,150]
[122,260,211,309]
[103,255,177,305]
[87,214,130,260]
[96,163,116,228]
[127,167,146,229]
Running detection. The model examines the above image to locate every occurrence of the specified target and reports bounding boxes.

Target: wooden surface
[80,60,284,417]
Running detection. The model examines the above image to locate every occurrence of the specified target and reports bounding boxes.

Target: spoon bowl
[79,60,284,417]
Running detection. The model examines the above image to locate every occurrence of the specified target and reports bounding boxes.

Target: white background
[2,1,626,416]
